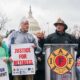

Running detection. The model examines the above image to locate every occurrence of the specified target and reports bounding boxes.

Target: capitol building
[27,6,41,33]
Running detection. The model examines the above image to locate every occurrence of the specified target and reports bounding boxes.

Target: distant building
[27,6,41,33]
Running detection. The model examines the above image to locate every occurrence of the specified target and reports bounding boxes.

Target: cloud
[0,0,80,34]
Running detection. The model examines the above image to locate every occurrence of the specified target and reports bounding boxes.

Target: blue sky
[0,0,80,34]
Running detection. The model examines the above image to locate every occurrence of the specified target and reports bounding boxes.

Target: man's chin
[23,30,28,33]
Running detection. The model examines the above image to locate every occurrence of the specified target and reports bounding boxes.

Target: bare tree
[71,25,80,39]
[0,13,8,30]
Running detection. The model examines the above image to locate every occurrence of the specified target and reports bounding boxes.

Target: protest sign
[11,43,35,75]
[0,59,9,80]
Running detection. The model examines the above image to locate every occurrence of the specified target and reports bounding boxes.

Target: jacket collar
[19,29,28,33]
[56,30,65,36]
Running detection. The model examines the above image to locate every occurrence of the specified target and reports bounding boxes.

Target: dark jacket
[37,31,78,70]
[37,39,45,70]
[77,38,80,58]
[45,31,77,44]
[45,31,80,59]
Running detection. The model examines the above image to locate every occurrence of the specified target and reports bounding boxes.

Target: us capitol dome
[27,6,41,33]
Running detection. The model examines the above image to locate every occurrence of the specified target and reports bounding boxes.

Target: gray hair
[20,17,29,24]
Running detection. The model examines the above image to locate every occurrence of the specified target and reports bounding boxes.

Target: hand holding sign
[11,43,35,75]
[9,56,13,62]
[32,45,36,48]
[3,57,8,63]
